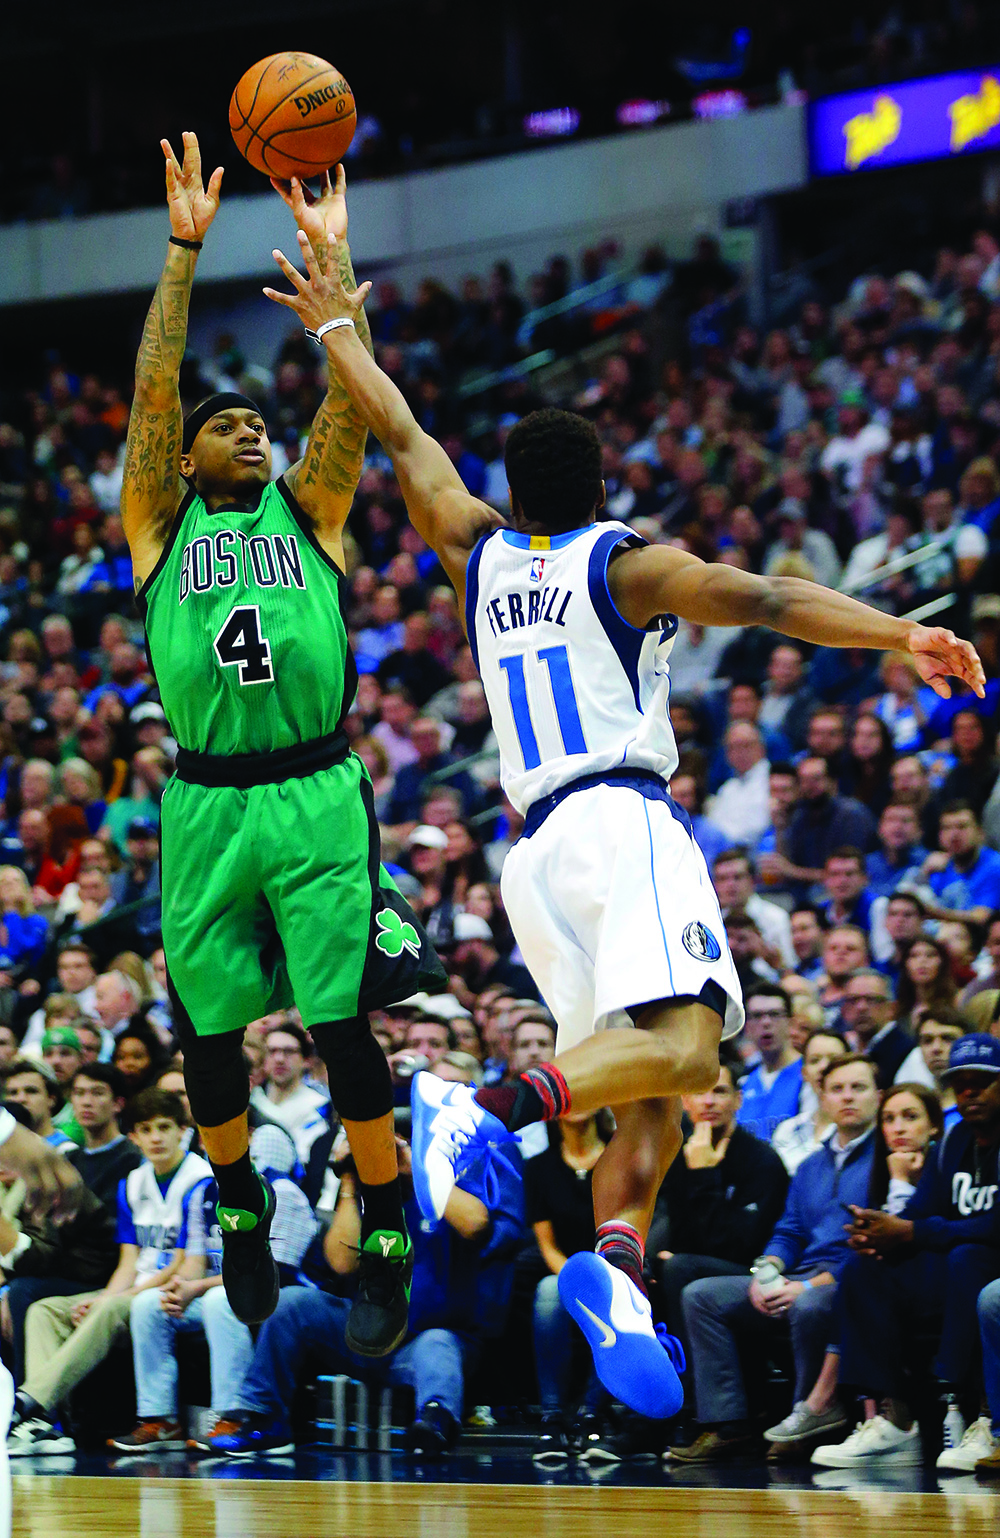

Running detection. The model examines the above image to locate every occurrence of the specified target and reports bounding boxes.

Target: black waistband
[522,768,686,839]
[174,728,350,789]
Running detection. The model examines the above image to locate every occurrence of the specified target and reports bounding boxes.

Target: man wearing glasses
[735,985,804,1141]
[839,968,914,1088]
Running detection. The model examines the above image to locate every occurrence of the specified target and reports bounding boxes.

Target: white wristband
[306,318,356,345]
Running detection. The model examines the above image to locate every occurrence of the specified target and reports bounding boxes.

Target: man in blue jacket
[812,1032,1000,1470]
[669,1054,878,1462]
[203,1125,524,1458]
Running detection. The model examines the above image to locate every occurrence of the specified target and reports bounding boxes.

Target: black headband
[182,394,263,454]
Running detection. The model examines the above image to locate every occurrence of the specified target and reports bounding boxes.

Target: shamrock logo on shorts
[375,907,421,959]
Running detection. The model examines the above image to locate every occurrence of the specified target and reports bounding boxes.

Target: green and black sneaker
[218,1173,279,1326]
[345,1229,413,1358]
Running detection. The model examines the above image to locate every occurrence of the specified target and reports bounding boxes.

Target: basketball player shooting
[264,214,985,1417]
[120,135,445,1355]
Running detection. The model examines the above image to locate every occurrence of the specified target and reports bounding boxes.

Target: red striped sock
[596,1219,647,1298]
[474,1063,572,1131]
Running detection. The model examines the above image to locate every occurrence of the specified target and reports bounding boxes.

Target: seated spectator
[894,1008,969,1129]
[811,1036,1000,1470]
[385,717,479,825]
[712,850,794,970]
[0,866,48,972]
[650,1053,788,1347]
[769,757,877,894]
[669,1055,878,1462]
[725,912,779,993]
[764,1080,943,1454]
[377,612,452,709]
[937,712,999,821]
[772,1030,849,1174]
[818,925,870,1025]
[92,970,141,1043]
[819,847,876,936]
[99,751,168,856]
[21,942,99,1053]
[840,967,915,1087]
[106,818,160,950]
[865,802,928,900]
[110,1123,321,1453]
[735,985,803,1141]
[758,644,815,752]
[248,1021,329,1166]
[354,734,395,821]
[704,725,771,845]
[789,905,827,984]
[2,1059,76,1153]
[872,652,930,752]
[897,934,958,1034]
[841,713,896,819]
[925,802,1000,929]
[961,910,1000,1005]
[112,1020,170,1097]
[873,890,926,989]
[667,773,728,872]
[42,1026,85,1144]
[66,1063,143,1208]
[206,1126,523,1459]
[525,1112,612,1463]
[8,1088,211,1454]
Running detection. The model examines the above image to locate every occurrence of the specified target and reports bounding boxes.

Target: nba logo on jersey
[529,555,546,583]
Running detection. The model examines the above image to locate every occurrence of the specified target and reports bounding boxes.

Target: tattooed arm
[122,133,223,587]
[271,171,373,564]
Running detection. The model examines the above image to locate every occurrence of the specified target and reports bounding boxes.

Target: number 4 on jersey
[214,604,274,685]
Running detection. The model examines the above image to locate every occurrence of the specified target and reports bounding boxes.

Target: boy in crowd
[8,1088,209,1454]
[66,1064,143,1209]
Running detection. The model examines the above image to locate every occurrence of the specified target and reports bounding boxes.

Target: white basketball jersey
[468,521,679,814]
[122,1150,212,1281]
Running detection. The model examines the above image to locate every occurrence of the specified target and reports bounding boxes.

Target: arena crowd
[0,217,999,1474]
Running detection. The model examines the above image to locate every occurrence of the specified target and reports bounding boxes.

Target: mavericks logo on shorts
[682,921,722,962]
[375,908,421,959]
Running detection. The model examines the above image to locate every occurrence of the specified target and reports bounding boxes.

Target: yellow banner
[843,94,902,169]
[949,75,1000,152]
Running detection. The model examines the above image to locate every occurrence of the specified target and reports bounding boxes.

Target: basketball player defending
[121,136,444,1353]
[264,220,985,1415]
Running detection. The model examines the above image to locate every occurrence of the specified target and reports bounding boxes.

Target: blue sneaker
[409,1071,507,1223]
[206,1412,294,1458]
[558,1252,685,1420]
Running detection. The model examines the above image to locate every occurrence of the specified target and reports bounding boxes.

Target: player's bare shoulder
[605,540,693,630]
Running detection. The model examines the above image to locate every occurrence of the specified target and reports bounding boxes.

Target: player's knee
[309,1016,394,1123]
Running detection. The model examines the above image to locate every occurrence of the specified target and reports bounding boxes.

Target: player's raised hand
[263,229,371,332]
[161,131,224,244]
[270,165,349,264]
[906,624,986,699]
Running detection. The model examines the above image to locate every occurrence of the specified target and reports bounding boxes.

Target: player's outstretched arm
[271,171,373,541]
[122,133,223,586]
[609,545,986,700]
[263,231,503,605]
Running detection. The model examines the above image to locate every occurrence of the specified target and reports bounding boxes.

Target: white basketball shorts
[501,782,745,1053]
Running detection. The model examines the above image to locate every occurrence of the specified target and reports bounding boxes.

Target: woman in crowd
[897,934,959,1033]
[443,820,491,911]
[872,652,928,752]
[353,735,395,821]
[938,709,999,817]
[0,866,48,972]
[771,1030,849,1174]
[112,1019,170,1097]
[764,1082,942,1454]
[842,712,896,817]
[58,758,106,835]
[526,1111,614,1464]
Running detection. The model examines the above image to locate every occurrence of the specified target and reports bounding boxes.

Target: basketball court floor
[15,1450,1000,1537]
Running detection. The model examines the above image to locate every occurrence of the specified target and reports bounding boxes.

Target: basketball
[229,52,356,181]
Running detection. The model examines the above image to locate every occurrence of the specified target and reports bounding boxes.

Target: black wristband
[169,235,203,250]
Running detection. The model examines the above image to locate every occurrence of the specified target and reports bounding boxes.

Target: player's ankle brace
[309,1015,394,1122]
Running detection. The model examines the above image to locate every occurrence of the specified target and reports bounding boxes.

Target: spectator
[894,1009,969,1129]
[248,1021,330,1165]
[772,1030,849,1174]
[840,967,915,1087]
[735,985,804,1141]
[111,1020,170,1096]
[789,905,827,984]
[925,802,1000,928]
[775,758,877,893]
[42,1026,85,1143]
[650,1054,789,1346]
[758,645,815,751]
[377,612,452,709]
[961,911,1000,1004]
[386,717,479,825]
[896,934,959,1034]
[866,802,928,900]
[92,970,141,1042]
[2,1059,76,1153]
[0,867,48,972]
[66,1062,143,1208]
[818,925,870,1023]
[525,1113,611,1463]
[668,772,729,871]
[937,712,999,819]
[819,847,876,936]
[712,850,794,970]
[704,725,771,845]
[874,890,926,989]
[670,1055,878,1462]
[8,1087,211,1454]
[812,1035,1000,1470]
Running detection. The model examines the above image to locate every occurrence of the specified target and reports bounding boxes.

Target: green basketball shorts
[160,752,444,1036]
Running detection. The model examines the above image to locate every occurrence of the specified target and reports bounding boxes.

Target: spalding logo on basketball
[682,921,722,962]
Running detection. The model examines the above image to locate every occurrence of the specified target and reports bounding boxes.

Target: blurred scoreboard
[809,69,1000,176]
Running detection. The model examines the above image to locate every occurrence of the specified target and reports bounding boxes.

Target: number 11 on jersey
[499,644,587,770]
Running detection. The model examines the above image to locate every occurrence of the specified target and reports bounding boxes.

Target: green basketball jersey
[140,476,356,755]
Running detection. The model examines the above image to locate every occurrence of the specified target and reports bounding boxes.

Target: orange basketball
[229,52,356,181]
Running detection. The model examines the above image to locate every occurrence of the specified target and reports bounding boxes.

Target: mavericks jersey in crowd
[467,520,680,813]
[116,1150,212,1281]
[139,476,355,754]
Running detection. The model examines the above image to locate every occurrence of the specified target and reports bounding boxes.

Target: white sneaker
[764,1400,849,1443]
[811,1415,922,1467]
[936,1416,998,1472]
[7,1418,75,1457]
